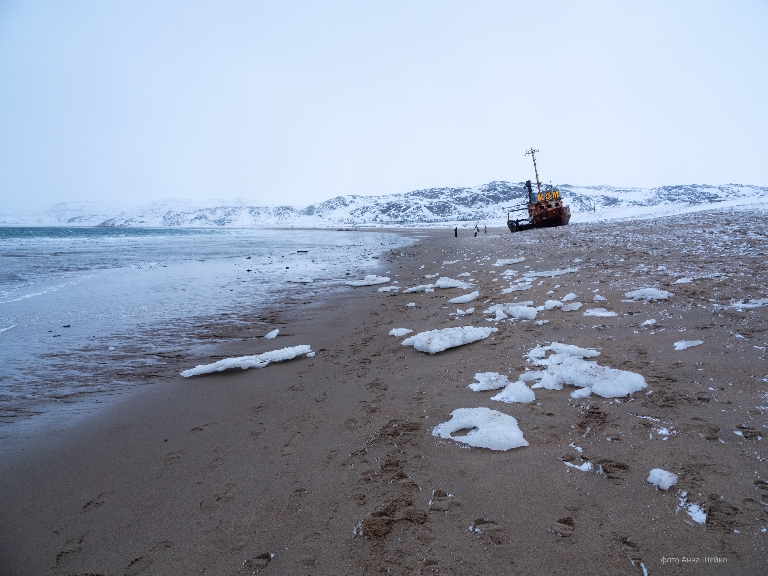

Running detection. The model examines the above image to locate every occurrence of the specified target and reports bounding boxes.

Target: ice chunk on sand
[523,268,578,278]
[402,326,498,354]
[432,407,528,451]
[181,345,312,377]
[442,260,459,265]
[624,288,673,301]
[424,273,439,279]
[647,468,678,490]
[434,277,473,289]
[455,307,474,316]
[378,285,400,292]
[490,381,535,403]
[406,302,415,307]
[493,257,525,266]
[403,284,434,293]
[264,329,279,339]
[584,308,617,317]
[345,275,390,287]
[450,291,479,304]
[674,277,693,284]
[389,328,413,337]
[641,319,656,326]
[544,300,563,310]
[593,294,606,302]
[523,342,646,398]
[469,372,510,391]
[562,293,577,301]
[562,302,582,312]
[506,305,537,320]
[456,272,471,277]
[674,340,703,351]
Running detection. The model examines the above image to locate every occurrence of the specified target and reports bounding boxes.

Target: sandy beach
[1,210,767,575]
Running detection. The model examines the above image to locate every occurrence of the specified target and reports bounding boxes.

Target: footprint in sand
[549,516,575,538]
[124,556,153,576]
[468,517,509,545]
[82,491,113,513]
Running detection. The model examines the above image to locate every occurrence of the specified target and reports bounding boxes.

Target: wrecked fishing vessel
[507,148,571,233]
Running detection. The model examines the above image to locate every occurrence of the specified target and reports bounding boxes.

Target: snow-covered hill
[2,182,766,228]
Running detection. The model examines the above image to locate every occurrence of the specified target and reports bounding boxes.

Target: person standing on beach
[454,227,457,238]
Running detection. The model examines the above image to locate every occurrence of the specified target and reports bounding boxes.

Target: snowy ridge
[2,182,767,227]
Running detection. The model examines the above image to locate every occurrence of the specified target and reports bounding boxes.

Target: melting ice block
[345,275,390,287]
[434,277,473,289]
[432,407,528,451]
[402,326,497,354]
[181,345,313,377]
[647,468,678,490]
[469,372,510,391]
[583,308,617,317]
[389,328,413,337]
[624,288,673,301]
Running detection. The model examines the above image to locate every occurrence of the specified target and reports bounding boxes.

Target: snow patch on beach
[389,328,413,337]
[402,326,497,354]
[647,468,678,490]
[733,297,768,310]
[469,372,510,391]
[493,257,525,266]
[450,291,479,304]
[624,288,673,301]
[432,407,528,451]
[378,285,400,292]
[434,277,473,289]
[584,308,617,317]
[181,345,313,377]
[345,275,390,287]
[490,381,535,404]
[674,340,703,351]
[523,342,646,398]
[523,268,578,278]
[562,302,583,312]
[264,329,279,339]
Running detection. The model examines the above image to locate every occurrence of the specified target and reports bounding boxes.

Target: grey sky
[1,1,766,213]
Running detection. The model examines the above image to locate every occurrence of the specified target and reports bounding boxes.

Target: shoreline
[1,216,766,574]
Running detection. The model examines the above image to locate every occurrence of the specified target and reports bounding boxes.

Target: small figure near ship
[507,148,571,233]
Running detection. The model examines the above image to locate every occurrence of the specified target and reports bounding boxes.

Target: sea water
[0,227,414,420]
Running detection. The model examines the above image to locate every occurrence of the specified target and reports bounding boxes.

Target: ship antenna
[525,148,542,195]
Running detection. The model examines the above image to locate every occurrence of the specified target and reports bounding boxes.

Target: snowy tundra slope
[2,182,766,228]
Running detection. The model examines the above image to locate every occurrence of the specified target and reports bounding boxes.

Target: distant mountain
[2,182,766,228]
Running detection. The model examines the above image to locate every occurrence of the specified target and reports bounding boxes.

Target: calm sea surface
[0,227,414,420]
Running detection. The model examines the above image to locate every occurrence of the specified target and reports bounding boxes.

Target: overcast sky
[1,1,766,213]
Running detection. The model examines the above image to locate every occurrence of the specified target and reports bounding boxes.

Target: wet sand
[1,210,767,575]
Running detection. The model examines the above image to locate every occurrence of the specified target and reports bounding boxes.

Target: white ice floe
[389,328,413,337]
[406,302,415,307]
[544,300,563,310]
[493,310,508,321]
[0,325,16,335]
[264,329,279,339]
[593,294,607,302]
[562,293,577,301]
[562,302,583,312]
[403,284,434,293]
[377,285,400,292]
[647,468,678,490]
[674,277,693,284]
[450,291,479,304]
[584,308,617,317]
[402,326,497,354]
[523,342,646,398]
[181,345,313,377]
[564,461,593,472]
[523,268,578,278]
[641,319,656,326]
[674,340,703,351]
[500,269,518,276]
[345,275,390,287]
[432,407,528,451]
[469,372,510,391]
[424,273,439,279]
[493,257,525,266]
[434,277,473,289]
[490,381,535,404]
[733,297,768,310]
[454,307,474,316]
[624,288,673,301]
[483,303,537,320]
[456,272,471,277]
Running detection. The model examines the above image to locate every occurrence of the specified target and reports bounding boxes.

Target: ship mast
[525,148,542,195]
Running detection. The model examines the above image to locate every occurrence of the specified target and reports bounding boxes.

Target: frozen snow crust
[402,326,497,354]
[432,407,528,451]
[181,345,313,377]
